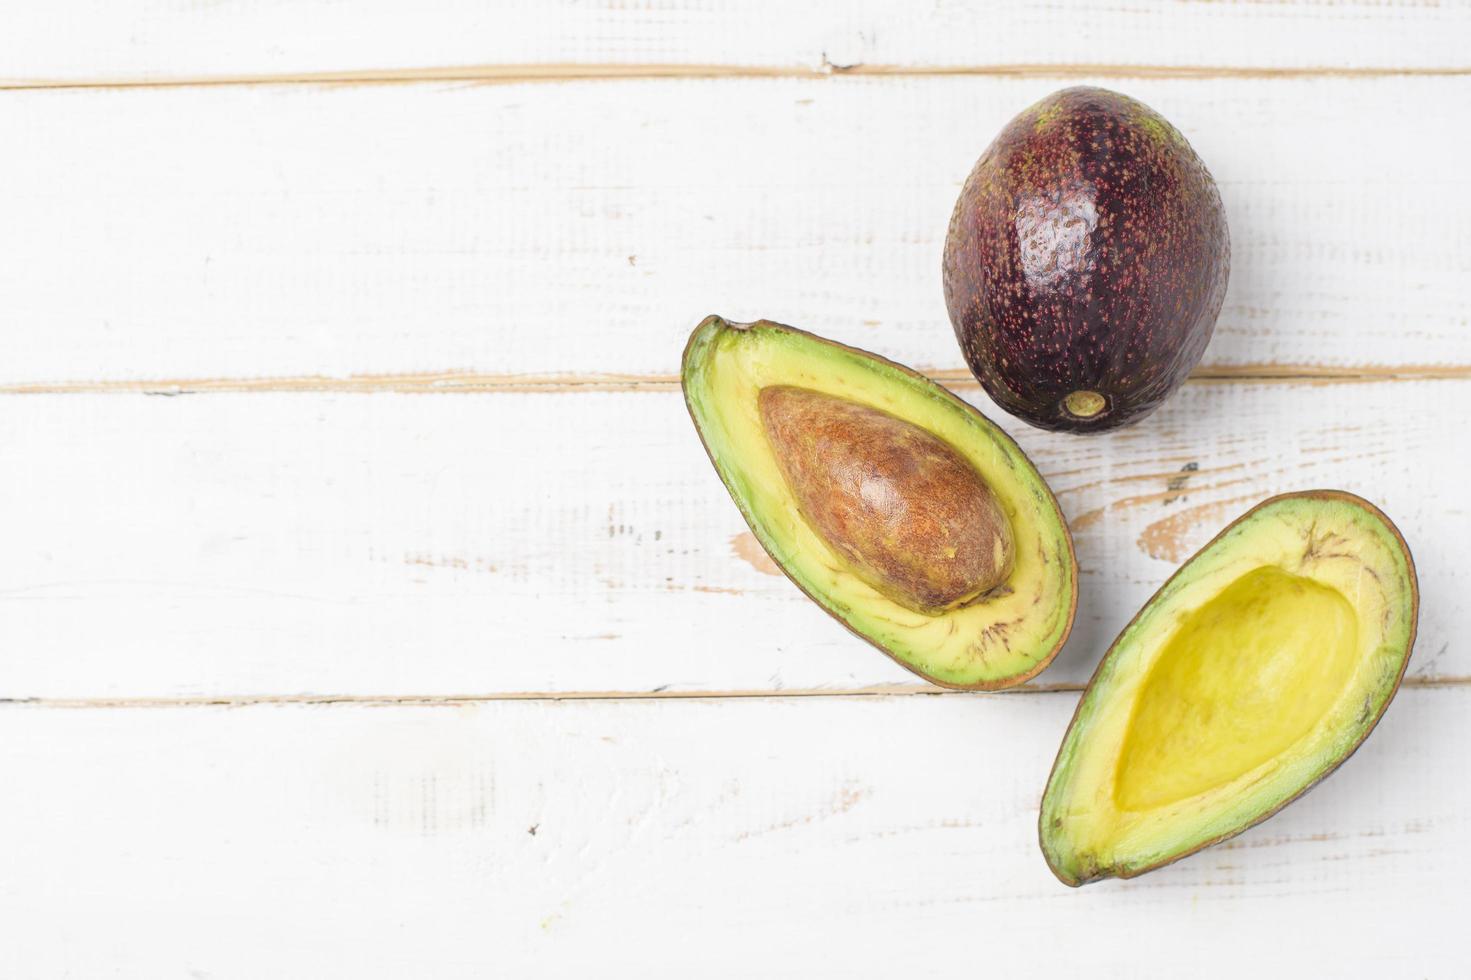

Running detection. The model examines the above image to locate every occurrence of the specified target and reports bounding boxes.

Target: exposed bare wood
[0,371,686,396]
[729,533,782,576]
[1137,496,1261,562]
[5,61,1471,92]
[5,0,1471,91]
[2,363,1468,397]
[2,674,1466,711]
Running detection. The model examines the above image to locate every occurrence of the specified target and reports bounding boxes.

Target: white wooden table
[2,4,1468,975]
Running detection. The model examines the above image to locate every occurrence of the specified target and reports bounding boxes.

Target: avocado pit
[757,385,1014,614]
[682,315,1077,689]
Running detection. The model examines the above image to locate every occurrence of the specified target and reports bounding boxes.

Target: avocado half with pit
[1041,491,1418,885]
[682,315,1076,689]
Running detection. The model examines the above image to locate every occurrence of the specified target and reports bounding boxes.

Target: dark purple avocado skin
[942,87,1230,433]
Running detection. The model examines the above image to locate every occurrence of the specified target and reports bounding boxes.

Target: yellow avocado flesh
[1116,566,1359,811]
[1041,493,1416,885]
[682,316,1075,689]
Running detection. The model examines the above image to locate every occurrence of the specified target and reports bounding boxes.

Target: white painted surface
[1,76,1468,385]
[0,694,1462,978]
[4,0,1469,82]
[0,2,1467,975]
[0,379,1464,699]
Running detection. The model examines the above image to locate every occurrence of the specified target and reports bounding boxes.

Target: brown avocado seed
[758,385,1015,614]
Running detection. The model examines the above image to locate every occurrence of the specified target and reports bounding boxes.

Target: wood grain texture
[3,0,1469,87]
[2,2,1465,973]
[1,379,1462,701]
[0,75,1468,386]
[0,691,1461,977]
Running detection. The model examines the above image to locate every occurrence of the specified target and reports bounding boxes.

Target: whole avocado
[942,87,1229,433]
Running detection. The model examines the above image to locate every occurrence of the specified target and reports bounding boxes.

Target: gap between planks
[3,364,1469,397]
[2,675,1465,710]
[3,61,1471,92]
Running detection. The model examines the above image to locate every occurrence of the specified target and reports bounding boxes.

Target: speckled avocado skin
[942,87,1230,433]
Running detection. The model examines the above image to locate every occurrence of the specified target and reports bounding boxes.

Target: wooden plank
[3,1,1469,86]
[1,76,1467,386]
[1,378,1463,700]
[0,691,1461,976]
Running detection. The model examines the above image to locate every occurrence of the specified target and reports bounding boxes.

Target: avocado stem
[1063,390,1107,420]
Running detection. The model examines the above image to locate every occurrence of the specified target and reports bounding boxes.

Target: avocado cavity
[1115,566,1359,812]
[1040,492,1418,885]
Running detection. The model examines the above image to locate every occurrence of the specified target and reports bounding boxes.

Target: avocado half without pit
[682,315,1077,689]
[1041,491,1418,885]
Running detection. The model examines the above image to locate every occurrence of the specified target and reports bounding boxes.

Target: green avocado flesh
[682,315,1076,689]
[1041,492,1418,885]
